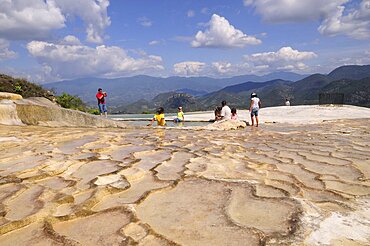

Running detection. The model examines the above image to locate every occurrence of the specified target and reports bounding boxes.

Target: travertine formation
[0,119,369,245]
[0,95,126,128]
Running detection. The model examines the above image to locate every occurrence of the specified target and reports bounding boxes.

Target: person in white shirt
[285,98,291,106]
[249,93,261,127]
[220,100,232,120]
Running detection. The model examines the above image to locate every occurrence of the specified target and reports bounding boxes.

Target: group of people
[214,100,238,121]
[95,87,262,127]
[214,93,261,127]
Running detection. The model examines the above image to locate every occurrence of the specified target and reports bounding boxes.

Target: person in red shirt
[96,88,108,117]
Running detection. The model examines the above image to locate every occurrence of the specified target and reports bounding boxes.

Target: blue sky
[0,0,369,83]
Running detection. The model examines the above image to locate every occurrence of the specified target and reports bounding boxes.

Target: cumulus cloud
[138,17,152,27]
[0,39,17,61]
[0,0,110,43]
[244,47,317,72]
[245,0,370,39]
[0,0,66,40]
[191,14,261,48]
[244,0,346,22]
[55,0,111,43]
[173,61,206,76]
[211,62,234,74]
[27,36,164,79]
[318,0,370,39]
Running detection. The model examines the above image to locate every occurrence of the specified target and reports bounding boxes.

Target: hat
[178,106,182,109]
[251,92,257,98]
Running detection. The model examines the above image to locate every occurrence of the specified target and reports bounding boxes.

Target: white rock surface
[184,105,370,125]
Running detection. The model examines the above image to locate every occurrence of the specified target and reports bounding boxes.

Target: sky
[0,0,369,83]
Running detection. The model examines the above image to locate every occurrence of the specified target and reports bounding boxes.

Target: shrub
[55,93,87,111]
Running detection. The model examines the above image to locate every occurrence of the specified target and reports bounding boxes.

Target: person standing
[249,93,261,127]
[220,100,232,120]
[96,88,108,117]
[285,98,291,106]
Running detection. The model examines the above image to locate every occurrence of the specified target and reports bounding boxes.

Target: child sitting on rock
[148,107,166,126]
[231,108,238,120]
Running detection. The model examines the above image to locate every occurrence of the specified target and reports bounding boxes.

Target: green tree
[55,93,87,111]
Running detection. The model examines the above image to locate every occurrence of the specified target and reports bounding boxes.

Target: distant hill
[44,72,306,107]
[199,79,293,109]
[175,88,208,97]
[328,65,370,80]
[321,77,370,107]
[291,74,335,105]
[113,92,201,114]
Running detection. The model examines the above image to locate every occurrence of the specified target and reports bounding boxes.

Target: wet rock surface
[0,119,369,245]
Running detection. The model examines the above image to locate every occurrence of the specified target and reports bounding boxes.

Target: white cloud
[187,10,195,18]
[318,0,370,39]
[173,61,206,76]
[245,0,370,39]
[0,39,17,61]
[0,0,110,43]
[191,14,262,48]
[0,0,66,40]
[61,35,81,45]
[27,37,164,79]
[138,17,152,27]
[244,0,347,22]
[55,0,111,43]
[244,46,317,72]
[211,62,233,74]
[148,40,166,46]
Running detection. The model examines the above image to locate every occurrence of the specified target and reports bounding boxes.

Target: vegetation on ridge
[0,74,54,100]
[0,74,99,114]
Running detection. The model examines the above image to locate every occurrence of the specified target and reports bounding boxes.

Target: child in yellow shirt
[148,107,166,126]
[173,106,185,123]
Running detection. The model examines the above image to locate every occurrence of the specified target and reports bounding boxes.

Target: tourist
[214,106,222,121]
[231,108,238,120]
[249,92,261,127]
[96,88,108,117]
[148,107,166,126]
[285,98,291,106]
[173,106,185,123]
[220,100,232,120]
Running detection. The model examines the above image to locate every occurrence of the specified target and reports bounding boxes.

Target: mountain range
[113,65,370,113]
[44,65,370,113]
[45,71,307,106]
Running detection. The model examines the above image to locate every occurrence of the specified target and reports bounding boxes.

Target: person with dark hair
[214,106,222,121]
[148,107,166,126]
[231,108,238,120]
[220,100,231,120]
[96,88,108,117]
[249,92,261,127]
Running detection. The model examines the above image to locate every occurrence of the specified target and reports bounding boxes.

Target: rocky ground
[0,119,369,245]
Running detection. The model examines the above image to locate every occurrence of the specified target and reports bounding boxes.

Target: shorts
[98,104,107,113]
[251,108,259,117]
[174,118,183,123]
